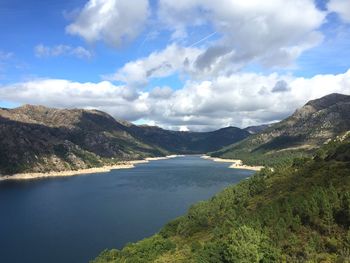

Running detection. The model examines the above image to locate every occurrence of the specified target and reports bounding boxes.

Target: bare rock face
[213,93,350,158]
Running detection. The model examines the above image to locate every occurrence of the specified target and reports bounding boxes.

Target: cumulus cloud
[149,86,173,99]
[328,0,350,23]
[105,0,327,86]
[158,0,326,72]
[0,79,146,120]
[1,69,349,131]
[35,44,92,59]
[66,0,150,47]
[105,44,202,87]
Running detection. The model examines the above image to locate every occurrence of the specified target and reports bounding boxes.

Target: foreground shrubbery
[92,138,350,263]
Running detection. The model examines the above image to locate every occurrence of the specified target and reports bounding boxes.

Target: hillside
[0,105,249,176]
[128,125,250,154]
[244,124,273,134]
[92,134,350,262]
[0,105,168,175]
[211,93,350,166]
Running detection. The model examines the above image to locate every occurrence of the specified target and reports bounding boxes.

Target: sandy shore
[0,155,182,181]
[145,155,184,161]
[201,155,264,171]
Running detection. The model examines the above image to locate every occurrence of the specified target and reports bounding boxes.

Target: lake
[0,156,253,263]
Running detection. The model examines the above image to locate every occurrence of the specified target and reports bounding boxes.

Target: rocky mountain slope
[244,124,273,134]
[212,93,350,166]
[2,93,348,175]
[0,105,168,175]
[0,105,249,175]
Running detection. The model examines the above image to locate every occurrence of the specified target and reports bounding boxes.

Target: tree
[224,226,263,263]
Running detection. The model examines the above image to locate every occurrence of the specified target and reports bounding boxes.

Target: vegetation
[211,146,309,168]
[92,136,350,262]
[128,126,250,154]
[1,94,348,174]
[0,105,250,175]
[211,93,350,168]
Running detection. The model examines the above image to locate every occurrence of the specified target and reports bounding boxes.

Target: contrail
[189,31,217,47]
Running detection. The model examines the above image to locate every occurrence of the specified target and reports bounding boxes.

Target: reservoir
[0,156,253,263]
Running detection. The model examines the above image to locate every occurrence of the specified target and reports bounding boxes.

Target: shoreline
[0,155,182,181]
[144,154,184,161]
[201,155,264,171]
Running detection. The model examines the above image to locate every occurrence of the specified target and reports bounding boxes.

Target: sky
[0,0,350,131]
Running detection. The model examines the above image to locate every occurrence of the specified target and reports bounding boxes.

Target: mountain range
[0,93,349,176]
[0,105,249,175]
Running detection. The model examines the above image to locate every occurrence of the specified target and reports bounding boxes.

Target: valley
[0,93,349,263]
[2,2,350,262]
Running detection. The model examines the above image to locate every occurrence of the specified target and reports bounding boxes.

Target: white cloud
[158,0,326,71]
[149,86,173,99]
[105,44,202,87]
[66,0,150,47]
[179,126,190,132]
[1,69,349,131]
[105,0,327,86]
[35,44,92,59]
[328,0,350,23]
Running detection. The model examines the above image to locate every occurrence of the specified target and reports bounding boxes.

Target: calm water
[0,156,253,263]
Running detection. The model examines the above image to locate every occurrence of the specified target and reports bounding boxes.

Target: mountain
[0,105,249,176]
[3,93,347,175]
[128,125,250,154]
[244,124,273,134]
[0,105,168,175]
[211,93,350,166]
[92,132,350,262]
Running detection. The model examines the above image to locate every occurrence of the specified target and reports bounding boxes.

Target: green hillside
[211,93,350,167]
[92,134,350,262]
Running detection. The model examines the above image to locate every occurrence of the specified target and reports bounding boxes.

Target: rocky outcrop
[213,93,350,160]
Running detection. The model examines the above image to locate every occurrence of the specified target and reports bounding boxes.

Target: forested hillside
[93,134,350,262]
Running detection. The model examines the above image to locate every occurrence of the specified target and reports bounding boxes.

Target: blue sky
[0,0,144,83]
[1,0,216,84]
[0,0,350,131]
